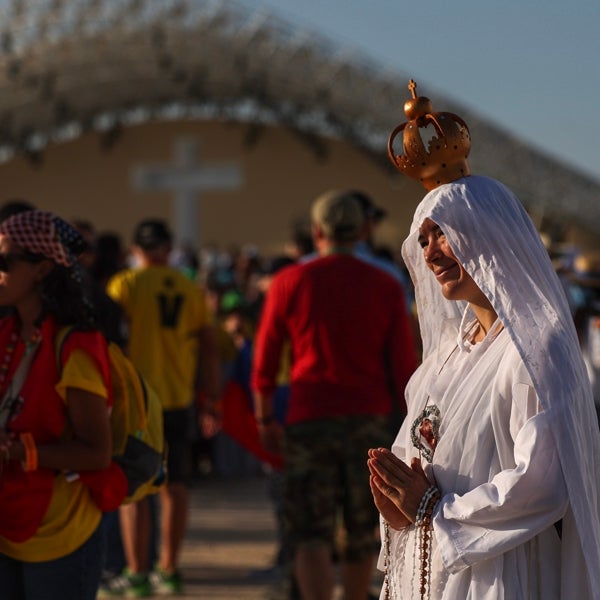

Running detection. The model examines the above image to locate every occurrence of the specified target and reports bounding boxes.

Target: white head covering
[401,175,600,592]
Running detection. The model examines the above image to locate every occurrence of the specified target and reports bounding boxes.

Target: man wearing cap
[103,219,220,596]
[300,191,408,284]
[300,190,417,343]
[251,191,417,600]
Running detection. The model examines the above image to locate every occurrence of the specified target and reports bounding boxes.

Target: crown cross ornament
[388,79,471,190]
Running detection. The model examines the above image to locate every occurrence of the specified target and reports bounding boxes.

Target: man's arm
[251,275,289,455]
[196,323,222,438]
[252,391,284,456]
[197,323,221,409]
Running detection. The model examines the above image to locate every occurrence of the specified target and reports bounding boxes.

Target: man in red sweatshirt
[252,190,417,600]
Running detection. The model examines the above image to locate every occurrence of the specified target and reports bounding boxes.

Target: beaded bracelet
[415,485,439,525]
[20,432,38,472]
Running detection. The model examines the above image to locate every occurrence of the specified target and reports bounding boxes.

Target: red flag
[220,380,284,470]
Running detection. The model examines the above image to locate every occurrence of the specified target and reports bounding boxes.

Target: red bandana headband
[0,210,85,267]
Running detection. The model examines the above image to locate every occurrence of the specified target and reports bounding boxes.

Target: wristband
[20,432,38,472]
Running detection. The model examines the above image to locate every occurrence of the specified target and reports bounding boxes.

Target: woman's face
[418,218,488,306]
[0,235,47,308]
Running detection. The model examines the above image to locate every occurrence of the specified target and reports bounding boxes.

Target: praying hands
[368,447,432,530]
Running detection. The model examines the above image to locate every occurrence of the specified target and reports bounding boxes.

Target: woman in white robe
[368,175,600,599]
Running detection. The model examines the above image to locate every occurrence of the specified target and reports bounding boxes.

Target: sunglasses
[0,252,43,273]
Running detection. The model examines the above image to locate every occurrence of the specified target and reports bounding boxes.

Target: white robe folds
[383,317,568,599]
[380,176,600,599]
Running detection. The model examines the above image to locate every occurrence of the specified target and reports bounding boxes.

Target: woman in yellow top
[0,210,118,600]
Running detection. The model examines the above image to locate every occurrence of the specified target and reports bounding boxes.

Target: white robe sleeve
[433,404,568,573]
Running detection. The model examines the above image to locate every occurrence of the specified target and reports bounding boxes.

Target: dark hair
[39,262,98,330]
[133,219,172,251]
[292,230,314,256]
[92,232,124,284]
[0,199,35,223]
[266,255,295,275]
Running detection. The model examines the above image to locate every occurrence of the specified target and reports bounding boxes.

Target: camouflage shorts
[283,415,393,561]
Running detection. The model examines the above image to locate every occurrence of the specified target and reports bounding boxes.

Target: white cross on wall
[131,137,243,249]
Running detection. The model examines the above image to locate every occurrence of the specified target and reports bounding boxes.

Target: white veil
[401,175,600,594]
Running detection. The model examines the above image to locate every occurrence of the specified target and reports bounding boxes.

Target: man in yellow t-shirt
[104,219,220,596]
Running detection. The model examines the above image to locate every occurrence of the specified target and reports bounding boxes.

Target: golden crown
[388,80,471,191]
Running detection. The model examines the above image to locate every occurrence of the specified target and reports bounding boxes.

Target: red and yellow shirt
[0,316,111,561]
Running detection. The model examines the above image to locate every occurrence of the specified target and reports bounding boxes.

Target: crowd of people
[0,190,417,599]
[0,179,598,599]
[0,79,599,599]
[0,165,600,600]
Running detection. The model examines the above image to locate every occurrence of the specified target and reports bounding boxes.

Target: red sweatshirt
[251,253,417,424]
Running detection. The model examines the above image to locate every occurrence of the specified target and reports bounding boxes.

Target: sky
[242,0,600,183]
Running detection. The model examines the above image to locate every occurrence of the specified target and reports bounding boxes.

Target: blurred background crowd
[28,199,600,485]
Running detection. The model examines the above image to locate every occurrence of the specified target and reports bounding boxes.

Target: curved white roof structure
[1,0,599,232]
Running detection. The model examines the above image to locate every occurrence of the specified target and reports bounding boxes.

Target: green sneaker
[150,567,183,595]
[97,569,152,598]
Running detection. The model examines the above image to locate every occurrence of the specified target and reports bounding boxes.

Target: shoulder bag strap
[0,339,41,430]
